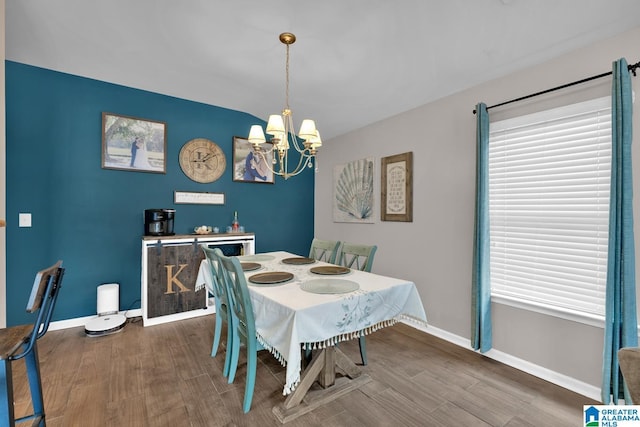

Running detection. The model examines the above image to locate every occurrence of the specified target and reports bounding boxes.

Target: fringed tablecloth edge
[300,318,398,351]
[397,313,429,328]
[256,333,287,367]
[256,332,301,395]
[261,314,428,396]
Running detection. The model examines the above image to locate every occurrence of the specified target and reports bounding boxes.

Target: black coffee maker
[144,209,175,236]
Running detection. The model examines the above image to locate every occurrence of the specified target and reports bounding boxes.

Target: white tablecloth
[196,251,428,395]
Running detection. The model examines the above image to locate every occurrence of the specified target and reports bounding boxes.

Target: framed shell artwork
[332,157,374,223]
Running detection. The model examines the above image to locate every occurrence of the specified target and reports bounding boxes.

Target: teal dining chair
[337,243,377,365]
[0,261,65,427]
[214,248,265,413]
[201,246,235,379]
[305,238,342,364]
[308,238,341,264]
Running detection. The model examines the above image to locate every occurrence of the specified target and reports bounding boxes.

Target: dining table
[195,250,428,423]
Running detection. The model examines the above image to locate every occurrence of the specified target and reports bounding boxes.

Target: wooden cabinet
[141,233,255,326]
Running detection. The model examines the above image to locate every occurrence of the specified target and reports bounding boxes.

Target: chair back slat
[215,249,257,345]
[27,261,63,313]
[337,243,376,366]
[309,238,341,264]
[14,261,65,360]
[201,246,231,309]
[337,243,377,272]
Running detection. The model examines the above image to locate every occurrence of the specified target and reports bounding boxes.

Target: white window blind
[488,96,611,319]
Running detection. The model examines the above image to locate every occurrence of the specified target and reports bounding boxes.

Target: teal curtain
[472,102,492,353]
[602,58,638,404]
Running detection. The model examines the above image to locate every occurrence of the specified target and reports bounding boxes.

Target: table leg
[318,347,335,388]
[272,346,371,423]
[282,348,326,409]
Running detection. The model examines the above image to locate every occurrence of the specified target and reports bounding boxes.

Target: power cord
[123,298,142,323]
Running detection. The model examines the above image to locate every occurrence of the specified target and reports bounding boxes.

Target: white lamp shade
[266,115,285,134]
[299,119,317,140]
[309,130,322,148]
[248,125,266,144]
[275,132,289,149]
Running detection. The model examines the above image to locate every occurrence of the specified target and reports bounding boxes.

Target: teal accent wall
[5,61,315,326]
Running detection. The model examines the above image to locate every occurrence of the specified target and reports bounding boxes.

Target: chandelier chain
[285,43,290,111]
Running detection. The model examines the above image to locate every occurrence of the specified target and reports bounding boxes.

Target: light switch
[19,213,32,227]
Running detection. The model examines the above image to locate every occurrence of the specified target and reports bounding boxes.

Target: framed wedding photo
[232,136,275,184]
[101,112,167,173]
[381,151,413,222]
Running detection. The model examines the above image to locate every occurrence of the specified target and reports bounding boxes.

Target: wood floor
[10,315,597,426]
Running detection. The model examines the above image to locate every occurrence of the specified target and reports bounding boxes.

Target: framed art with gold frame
[381,152,413,222]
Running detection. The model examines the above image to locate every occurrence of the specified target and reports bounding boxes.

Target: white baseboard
[49,302,218,331]
[400,320,601,402]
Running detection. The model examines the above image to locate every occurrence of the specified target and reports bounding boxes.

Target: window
[488,96,611,321]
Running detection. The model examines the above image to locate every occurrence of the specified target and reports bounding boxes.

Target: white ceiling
[6,1,640,140]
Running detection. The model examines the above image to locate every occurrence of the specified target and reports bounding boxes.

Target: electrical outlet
[19,213,32,227]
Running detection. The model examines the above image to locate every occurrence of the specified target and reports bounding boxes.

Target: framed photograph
[333,157,375,223]
[102,112,167,173]
[381,152,413,222]
[232,136,275,184]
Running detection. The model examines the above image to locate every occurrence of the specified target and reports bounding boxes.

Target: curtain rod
[472,60,640,114]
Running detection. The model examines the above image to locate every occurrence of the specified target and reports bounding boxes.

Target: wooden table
[197,251,427,423]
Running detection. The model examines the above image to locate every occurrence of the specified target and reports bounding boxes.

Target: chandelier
[247,32,322,180]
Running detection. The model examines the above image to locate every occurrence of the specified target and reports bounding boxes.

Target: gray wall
[315,26,640,398]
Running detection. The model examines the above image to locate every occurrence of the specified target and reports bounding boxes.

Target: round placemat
[249,271,294,285]
[241,262,261,271]
[300,279,359,294]
[309,266,350,275]
[282,257,316,265]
